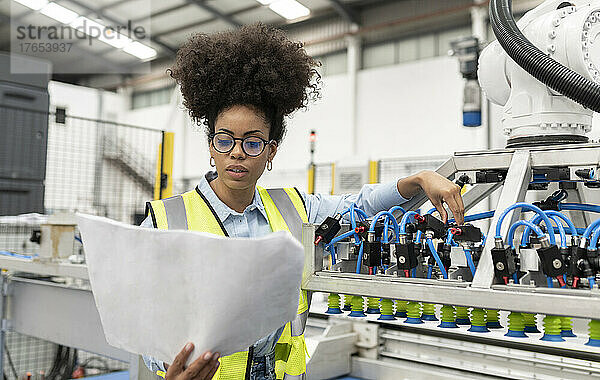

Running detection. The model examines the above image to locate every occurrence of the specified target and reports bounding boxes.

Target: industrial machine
[302,1,600,378]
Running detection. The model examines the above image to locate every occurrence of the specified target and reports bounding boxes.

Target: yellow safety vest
[146,185,310,380]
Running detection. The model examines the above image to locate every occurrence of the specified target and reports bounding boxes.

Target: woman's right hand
[165,342,220,380]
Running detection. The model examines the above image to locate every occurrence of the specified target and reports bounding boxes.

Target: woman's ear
[268,142,278,161]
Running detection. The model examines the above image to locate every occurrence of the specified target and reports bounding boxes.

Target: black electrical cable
[490,0,600,112]
[46,345,78,380]
[80,357,110,373]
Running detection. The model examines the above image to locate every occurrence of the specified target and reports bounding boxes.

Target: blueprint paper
[76,213,303,365]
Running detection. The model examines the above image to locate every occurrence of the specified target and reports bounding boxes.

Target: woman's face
[209,104,277,191]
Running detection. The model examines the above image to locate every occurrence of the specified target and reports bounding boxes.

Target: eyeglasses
[210,132,273,157]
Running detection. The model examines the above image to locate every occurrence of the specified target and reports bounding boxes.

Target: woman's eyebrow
[243,130,265,136]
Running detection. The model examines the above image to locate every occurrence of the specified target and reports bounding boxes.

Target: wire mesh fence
[378,155,449,184]
[314,163,333,195]
[0,104,163,379]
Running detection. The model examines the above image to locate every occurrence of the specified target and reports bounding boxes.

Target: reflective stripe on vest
[162,195,188,230]
[145,186,309,380]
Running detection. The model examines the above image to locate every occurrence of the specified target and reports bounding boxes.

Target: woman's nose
[230,140,246,159]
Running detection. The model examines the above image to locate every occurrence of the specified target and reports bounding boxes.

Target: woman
[142,23,464,380]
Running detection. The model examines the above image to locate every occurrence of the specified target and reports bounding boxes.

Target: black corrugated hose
[489,0,600,112]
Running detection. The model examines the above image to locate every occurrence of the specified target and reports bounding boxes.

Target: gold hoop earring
[210,157,215,167]
[267,161,273,171]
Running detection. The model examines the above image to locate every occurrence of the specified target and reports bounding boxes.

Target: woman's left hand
[397,170,465,224]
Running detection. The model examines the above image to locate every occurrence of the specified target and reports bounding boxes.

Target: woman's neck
[209,177,255,213]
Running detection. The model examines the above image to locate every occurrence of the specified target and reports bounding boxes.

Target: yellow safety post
[368,160,379,184]
[154,132,174,200]
[308,164,315,194]
[330,163,336,195]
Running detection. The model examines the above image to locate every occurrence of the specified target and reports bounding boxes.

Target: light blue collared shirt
[142,172,409,373]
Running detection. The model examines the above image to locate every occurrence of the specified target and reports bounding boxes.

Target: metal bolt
[552,259,562,269]
[553,18,560,26]
[548,30,556,39]
[496,262,505,271]
[530,280,536,286]
[547,44,556,53]
[398,256,406,264]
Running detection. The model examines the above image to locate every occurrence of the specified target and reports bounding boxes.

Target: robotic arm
[479,0,600,147]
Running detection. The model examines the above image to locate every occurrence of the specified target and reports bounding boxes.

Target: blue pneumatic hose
[426,238,448,279]
[496,203,556,246]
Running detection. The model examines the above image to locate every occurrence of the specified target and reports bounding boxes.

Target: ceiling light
[123,41,157,60]
[99,29,131,49]
[12,0,48,11]
[268,0,310,20]
[69,16,104,37]
[40,3,79,24]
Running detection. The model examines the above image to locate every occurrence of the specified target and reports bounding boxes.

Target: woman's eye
[246,141,260,149]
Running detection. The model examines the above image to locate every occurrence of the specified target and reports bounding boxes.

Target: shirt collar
[196,171,268,222]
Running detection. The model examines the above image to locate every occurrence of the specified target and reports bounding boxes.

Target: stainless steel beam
[453,144,600,171]
[472,149,531,289]
[303,273,600,319]
[187,0,242,28]
[66,0,178,54]
[402,157,458,212]
[0,256,89,279]
[462,182,501,213]
[8,278,130,361]
[328,0,361,25]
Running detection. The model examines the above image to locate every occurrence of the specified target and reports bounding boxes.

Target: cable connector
[491,246,516,278]
[398,234,407,245]
[394,241,417,270]
[537,244,566,277]
[538,235,550,248]
[314,215,342,245]
[494,237,504,249]
[367,231,375,242]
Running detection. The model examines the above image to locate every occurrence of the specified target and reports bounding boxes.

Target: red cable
[404,270,410,278]
[502,276,509,285]
[573,277,579,289]
[557,276,566,287]
[369,267,373,275]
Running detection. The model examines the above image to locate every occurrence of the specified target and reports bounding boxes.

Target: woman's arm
[300,170,464,225]
[396,171,464,224]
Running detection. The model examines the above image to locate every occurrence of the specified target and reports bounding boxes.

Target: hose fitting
[494,237,504,249]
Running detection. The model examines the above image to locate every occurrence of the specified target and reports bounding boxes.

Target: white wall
[49,54,600,196]
[111,56,499,192]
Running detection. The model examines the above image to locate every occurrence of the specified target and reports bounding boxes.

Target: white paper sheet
[76,213,303,365]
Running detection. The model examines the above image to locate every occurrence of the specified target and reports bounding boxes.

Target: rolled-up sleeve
[299,180,411,225]
[142,355,166,375]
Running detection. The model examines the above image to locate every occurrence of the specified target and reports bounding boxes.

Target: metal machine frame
[302,144,600,320]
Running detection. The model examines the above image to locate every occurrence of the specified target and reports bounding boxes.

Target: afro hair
[168,23,321,143]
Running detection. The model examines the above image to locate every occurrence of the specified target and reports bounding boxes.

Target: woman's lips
[226,168,248,179]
